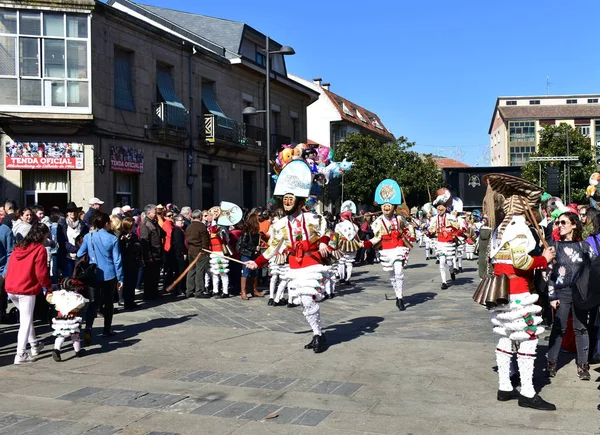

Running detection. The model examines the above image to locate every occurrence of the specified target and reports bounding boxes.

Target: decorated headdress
[340,200,357,215]
[217,201,243,226]
[432,188,452,207]
[208,206,221,218]
[587,172,600,198]
[374,179,402,206]
[452,197,464,213]
[482,173,543,240]
[273,160,312,198]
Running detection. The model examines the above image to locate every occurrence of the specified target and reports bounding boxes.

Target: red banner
[5,142,84,170]
[110,145,144,173]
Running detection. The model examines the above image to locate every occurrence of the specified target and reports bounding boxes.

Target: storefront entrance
[23,170,69,210]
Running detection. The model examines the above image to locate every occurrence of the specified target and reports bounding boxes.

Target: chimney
[313,77,322,86]
[322,83,330,91]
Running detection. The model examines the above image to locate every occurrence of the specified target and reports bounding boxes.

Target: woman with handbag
[119,217,143,310]
[78,213,123,340]
[546,211,596,380]
[238,213,263,300]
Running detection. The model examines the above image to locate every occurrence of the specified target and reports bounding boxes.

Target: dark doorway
[156,158,173,205]
[37,193,68,212]
[242,170,256,209]
[201,164,216,208]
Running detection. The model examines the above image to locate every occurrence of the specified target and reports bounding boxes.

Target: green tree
[333,133,442,208]
[521,123,595,203]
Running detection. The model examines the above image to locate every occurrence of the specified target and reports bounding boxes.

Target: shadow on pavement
[323,316,384,347]
[403,292,437,308]
[405,263,427,269]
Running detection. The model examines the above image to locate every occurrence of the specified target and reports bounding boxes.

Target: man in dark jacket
[185,209,210,298]
[139,204,163,300]
[1,200,16,228]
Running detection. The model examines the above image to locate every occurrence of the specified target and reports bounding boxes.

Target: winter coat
[12,220,31,242]
[139,217,163,263]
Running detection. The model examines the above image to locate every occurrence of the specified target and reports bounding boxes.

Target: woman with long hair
[12,207,33,242]
[78,212,123,341]
[546,211,596,380]
[5,222,53,364]
[238,212,263,300]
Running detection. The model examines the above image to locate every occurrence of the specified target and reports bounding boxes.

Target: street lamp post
[553,130,571,203]
[242,37,295,205]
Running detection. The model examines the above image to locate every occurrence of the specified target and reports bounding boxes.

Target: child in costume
[47,277,86,361]
[335,201,361,285]
[207,206,232,297]
[365,179,410,311]
[267,210,290,307]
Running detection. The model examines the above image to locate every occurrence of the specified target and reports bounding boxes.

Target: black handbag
[237,233,257,258]
[73,233,98,299]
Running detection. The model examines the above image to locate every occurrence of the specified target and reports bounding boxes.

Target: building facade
[288,75,394,148]
[489,95,600,167]
[0,0,317,212]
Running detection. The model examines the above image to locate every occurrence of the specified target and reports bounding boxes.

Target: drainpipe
[187,47,196,208]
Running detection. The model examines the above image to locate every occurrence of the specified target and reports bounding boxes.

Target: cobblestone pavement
[0,247,597,434]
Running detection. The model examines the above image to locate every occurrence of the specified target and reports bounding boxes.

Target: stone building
[0,0,317,212]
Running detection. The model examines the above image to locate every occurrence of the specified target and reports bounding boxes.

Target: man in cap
[84,197,104,226]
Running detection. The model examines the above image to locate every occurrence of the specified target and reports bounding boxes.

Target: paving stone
[217,374,256,387]
[239,375,279,388]
[190,400,235,416]
[310,380,345,395]
[266,406,309,425]
[99,390,146,407]
[291,409,333,426]
[329,382,364,396]
[179,370,217,382]
[200,372,238,384]
[161,369,197,381]
[238,404,282,421]
[0,417,49,434]
[83,425,119,435]
[120,365,157,377]
[261,377,297,390]
[57,387,104,401]
[0,414,30,429]
[163,398,208,414]
[285,378,320,392]
[25,419,75,434]
[81,388,124,404]
[127,393,187,409]
[212,401,258,418]
[146,432,179,435]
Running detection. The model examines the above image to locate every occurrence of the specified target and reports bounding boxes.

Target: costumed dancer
[452,198,466,273]
[421,203,435,260]
[464,219,476,260]
[336,200,361,285]
[207,206,231,297]
[366,179,410,311]
[267,210,290,306]
[428,188,459,289]
[474,173,556,411]
[47,277,86,362]
[246,161,330,353]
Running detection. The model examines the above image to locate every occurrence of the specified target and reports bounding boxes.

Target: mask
[381,203,394,217]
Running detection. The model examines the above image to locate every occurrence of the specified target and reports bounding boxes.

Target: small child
[47,277,86,362]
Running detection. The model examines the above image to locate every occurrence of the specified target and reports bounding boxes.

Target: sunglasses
[557,220,570,226]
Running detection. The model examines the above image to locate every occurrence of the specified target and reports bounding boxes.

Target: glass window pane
[67,81,88,107]
[20,38,39,76]
[0,35,15,75]
[66,15,87,38]
[43,80,65,106]
[20,79,41,105]
[44,39,64,78]
[0,78,17,104]
[67,40,86,78]
[43,13,64,37]
[0,9,17,34]
[19,12,40,36]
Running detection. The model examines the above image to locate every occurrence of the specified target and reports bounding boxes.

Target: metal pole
[563,163,567,200]
[265,36,271,204]
[538,162,541,187]
[341,172,344,203]
[188,49,194,208]
[566,129,570,203]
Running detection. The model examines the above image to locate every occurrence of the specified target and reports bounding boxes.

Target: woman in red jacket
[5,222,53,364]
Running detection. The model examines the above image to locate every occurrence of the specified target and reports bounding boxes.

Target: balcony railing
[203,113,245,145]
[152,102,188,135]
[245,124,267,145]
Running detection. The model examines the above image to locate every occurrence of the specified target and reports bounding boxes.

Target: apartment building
[0,0,317,211]
[489,95,600,167]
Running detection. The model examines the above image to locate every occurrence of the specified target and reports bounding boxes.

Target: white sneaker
[14,353,34,364]
[134,288,143,295]
[30,341,44,357]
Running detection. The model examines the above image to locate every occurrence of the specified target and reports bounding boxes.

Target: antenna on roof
[546,76,552,95]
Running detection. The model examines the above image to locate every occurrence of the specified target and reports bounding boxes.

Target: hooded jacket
[12,220,31,242]
[5,242,51,295]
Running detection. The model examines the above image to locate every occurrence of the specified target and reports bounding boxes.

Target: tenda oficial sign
[5,142,84,170]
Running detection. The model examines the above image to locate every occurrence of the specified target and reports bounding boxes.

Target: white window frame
[0,8,92,114]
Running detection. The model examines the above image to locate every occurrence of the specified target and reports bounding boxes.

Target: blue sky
[134,0,600,166]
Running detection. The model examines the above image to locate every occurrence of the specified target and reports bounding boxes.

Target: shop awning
[202,84,232,129]
[156,69,186,127]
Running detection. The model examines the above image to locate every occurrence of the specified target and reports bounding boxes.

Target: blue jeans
[241,255,258,278]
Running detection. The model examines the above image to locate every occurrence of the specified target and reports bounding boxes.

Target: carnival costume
[48,277,86,361]
[250,161,329,353]
[367,179,409,311]
[268,217,291,306]
[473,173,556,411]
[335,201,361,284]
[207,206,231,296]
[428,189,459,289]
